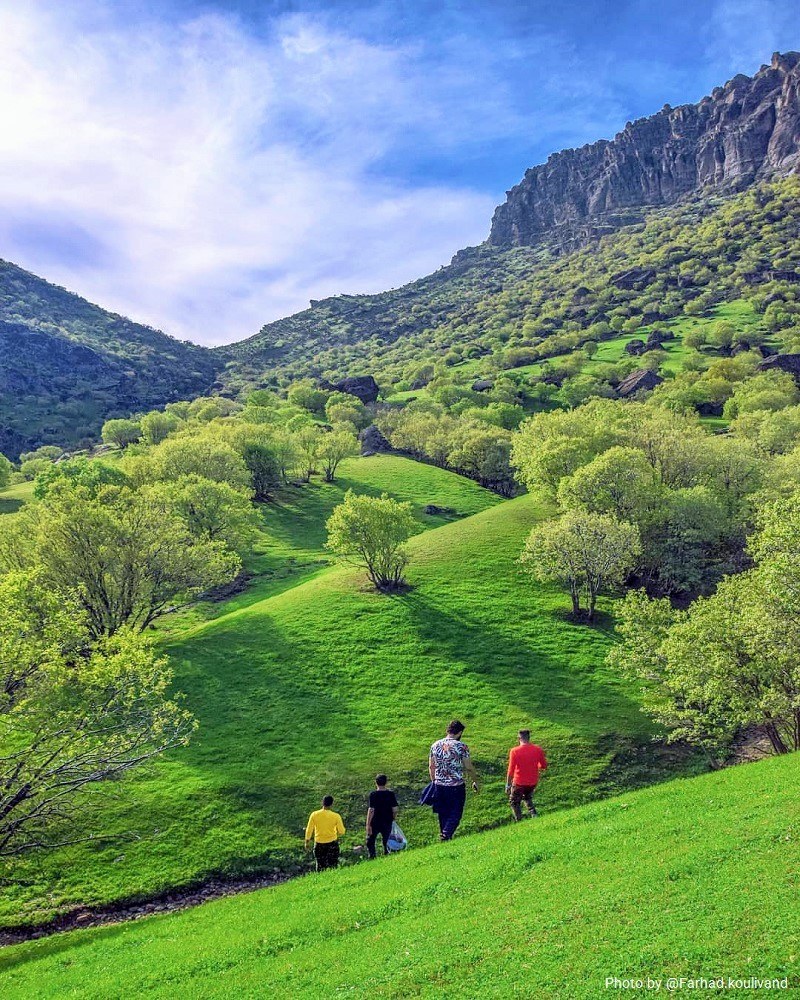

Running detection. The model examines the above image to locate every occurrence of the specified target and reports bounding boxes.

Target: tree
[146,475,260,556]
[102,418,142,449]
[288,381,328,416]
[557,446,660,522]
[140,410,182,446]
[0,452,12,489]
[33,457,129,500]
[318,429,358,482]
[19,483,240,636]
[132,436,251,492]
[520,510,641,621]
[295,426,323,482]
[326,491,415,591]
[242,443,282,500]
[0,571,195,856]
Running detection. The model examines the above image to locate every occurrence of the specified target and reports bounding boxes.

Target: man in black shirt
[365,774,399,859]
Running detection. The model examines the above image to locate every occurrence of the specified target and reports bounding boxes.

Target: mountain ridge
[489,51,800,249]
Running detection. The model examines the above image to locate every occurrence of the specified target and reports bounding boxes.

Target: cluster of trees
[611,492,800,764]
[376,403,517,496]
[513,388,800,761]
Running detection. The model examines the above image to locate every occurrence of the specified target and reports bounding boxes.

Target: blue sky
[0,0,796,344]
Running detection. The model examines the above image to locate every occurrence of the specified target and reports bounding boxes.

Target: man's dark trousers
[366,823,392,859]
[314,841,340,871]
[435,783,466,841]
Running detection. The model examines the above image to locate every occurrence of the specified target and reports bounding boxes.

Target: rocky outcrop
[332,375,379,404]
[489,52,800,249]
[758,353,800,380]
[359,424,391,455]
[617,369,664,397]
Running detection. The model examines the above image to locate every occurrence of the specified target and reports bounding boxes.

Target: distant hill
[0,260,216,457]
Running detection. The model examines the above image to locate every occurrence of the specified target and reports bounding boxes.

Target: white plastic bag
[386,820,408,852]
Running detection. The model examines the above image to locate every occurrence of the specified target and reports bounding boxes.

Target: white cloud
[0,1,497,345]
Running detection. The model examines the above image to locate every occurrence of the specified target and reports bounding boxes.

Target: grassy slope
[3,752,797,999]
[1,456,696,928]
[0,481,34,514]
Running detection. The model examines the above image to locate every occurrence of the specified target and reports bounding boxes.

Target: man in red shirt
[505,729,547,820]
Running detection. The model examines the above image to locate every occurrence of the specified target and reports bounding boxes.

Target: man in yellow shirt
[304,794,346,871]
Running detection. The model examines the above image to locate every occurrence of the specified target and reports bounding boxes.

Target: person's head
[447,719,465,738]
[322,794,334,808]
[375,774,388,788]
[518,729,531,744]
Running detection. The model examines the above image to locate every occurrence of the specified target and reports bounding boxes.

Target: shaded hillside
[0,260,216,457]
[3,751,797,997]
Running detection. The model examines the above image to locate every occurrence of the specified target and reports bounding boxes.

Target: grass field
[0,455,701,929]
[3,751,796,998]
[0,480,34,513]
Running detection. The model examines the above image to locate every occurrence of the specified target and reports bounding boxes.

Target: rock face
[332,375,379,404]
[617,369,664,397]
[758,353,800,380]
[489,52,800,249]
[358,424,390,455]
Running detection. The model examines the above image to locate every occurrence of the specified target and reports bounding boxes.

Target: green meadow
[0,454,700,928]
[3,751,796,998]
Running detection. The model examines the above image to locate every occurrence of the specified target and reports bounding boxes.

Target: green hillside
[0,260,216,457]
[0,455,698,928]
[220,178,800,395]
[3,751,796,999]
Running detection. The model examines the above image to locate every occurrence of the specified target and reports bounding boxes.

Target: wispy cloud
[0,2,500,344]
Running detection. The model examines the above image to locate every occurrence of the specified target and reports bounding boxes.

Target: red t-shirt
[507,743,547,786]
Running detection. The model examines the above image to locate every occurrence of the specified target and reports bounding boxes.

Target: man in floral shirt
[429,719,480,840]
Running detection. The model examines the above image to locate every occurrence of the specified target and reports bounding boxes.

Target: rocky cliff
[489,52,800,249]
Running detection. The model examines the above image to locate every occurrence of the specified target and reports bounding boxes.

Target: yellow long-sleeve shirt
[305,808,346,844]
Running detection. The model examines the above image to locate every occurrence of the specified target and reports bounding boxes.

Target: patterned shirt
[430,737,471,786]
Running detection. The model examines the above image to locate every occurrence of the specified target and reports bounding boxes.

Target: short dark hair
[518,729,531,741]
[375,774,388,786]
[447,719,465,736]
[322,794,334,807]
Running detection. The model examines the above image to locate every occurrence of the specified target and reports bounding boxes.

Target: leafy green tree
[325,392,369,430]
[146,475,260,556]
[20,458,54,481]
[643,486,727,595]
[0,452,12,489]
[295,426,323,482]
[288,381,328,416]
[558,446,661,522]
[132,435,251,492]
[520,509,640,621]
[101,418,142,449]
[447,428,516,496]
[723,371,799,419]
[33,457,129,500]
[326,491,415,591]
[17,483,239,636]
[0,571,195,856]
[140,410,182,446]
[318,429,358,483]
[242,443,282,500]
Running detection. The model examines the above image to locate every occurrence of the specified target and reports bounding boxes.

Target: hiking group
[304,721,547,872]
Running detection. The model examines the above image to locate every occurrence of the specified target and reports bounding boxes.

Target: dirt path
[0,868,301,947]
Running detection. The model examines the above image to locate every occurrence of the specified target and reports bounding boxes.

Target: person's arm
[366,806,374,836]
[304,814,314,850]
[391,792,399,821]
[539,748,548,775]
[429,752,436,783]
[465,754,480,792]
[337,814,346,837]
[505,748,515,792]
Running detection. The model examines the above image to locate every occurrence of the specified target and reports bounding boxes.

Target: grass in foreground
[0,458,696,928]
[2,752,797,999]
